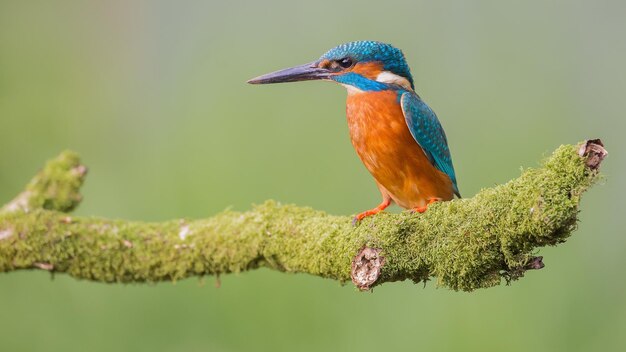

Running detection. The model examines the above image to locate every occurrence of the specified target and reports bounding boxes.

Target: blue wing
[400,91,460,197]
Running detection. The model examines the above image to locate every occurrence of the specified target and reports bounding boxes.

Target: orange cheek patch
[351,62,384,80]
[318,59,332,69]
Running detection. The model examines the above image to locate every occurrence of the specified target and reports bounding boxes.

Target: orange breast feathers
[346,90,455,209]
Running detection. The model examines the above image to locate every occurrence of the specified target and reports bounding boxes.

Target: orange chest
[345,90,455,207]
[346,91,422,166]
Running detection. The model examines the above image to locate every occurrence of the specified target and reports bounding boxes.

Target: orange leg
[353,198,392,225]
[412,198,442,213]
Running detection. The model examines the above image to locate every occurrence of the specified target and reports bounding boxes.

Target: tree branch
[0,140,606,291]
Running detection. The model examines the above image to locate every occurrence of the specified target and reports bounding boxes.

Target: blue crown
[320,41,414,89]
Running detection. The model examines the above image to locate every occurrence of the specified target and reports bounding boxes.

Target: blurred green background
[1,0,624,351]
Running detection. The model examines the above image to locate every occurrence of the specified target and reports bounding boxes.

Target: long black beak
[247,61,330,84]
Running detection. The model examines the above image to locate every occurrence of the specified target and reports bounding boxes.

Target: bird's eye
[338,57,354,68]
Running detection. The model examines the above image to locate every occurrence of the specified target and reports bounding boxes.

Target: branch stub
[579,139,607,170]
[351,247,385,291]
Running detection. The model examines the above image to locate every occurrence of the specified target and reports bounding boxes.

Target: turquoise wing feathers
[400,91,461,197]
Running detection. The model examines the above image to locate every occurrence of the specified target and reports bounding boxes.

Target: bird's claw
[412,206,428,213]
[352,211,371,226]
[410,198,442,214]
[352,199,392,226]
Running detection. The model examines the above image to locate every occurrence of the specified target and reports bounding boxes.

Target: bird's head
[248,41,414,92]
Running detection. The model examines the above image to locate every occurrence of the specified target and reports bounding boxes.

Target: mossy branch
[0,140,606,291]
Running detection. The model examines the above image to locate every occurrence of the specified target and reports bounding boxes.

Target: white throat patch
[340,83,365,95]
[375,71,413,90]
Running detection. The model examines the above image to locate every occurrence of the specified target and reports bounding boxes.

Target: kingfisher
[248,41,460,223]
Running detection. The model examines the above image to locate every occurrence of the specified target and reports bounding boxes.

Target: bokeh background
[1,0,624,351]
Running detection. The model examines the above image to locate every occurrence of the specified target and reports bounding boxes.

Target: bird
[248,41,460,223]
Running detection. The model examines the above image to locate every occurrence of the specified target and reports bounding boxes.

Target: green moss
[0,143,601,291]
[2,150,86,213]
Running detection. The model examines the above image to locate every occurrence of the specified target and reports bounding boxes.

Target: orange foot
[412,198,442,213]
[353,198,391,225]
